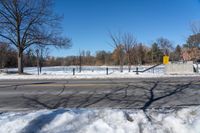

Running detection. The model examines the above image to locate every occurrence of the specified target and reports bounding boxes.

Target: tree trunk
[120,64,123,72]
[128,64,131,72]
[79,55,82,73]
[128,55,131,72]
[120,57,123,73]
[18,49,23,74]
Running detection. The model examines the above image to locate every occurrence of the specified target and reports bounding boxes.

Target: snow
[0,65,199,80]
[2,65,165,75]
[0,107,200,133]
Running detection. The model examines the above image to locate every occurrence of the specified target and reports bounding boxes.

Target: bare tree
[35,45,49,73]
[110,32,139,72]
[123,33,137,72]
[190,21,200,34]
[156,37,173,56]
[0,0,71,73]
[110,32,126,72]
[187,22,200,48]
[110,32,137,72]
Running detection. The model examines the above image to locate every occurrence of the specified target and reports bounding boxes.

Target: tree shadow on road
[22,91,78,109]
[0,81,56,90]
[21,80,196,111]
[140,81,192,111]
[20,79,199,123]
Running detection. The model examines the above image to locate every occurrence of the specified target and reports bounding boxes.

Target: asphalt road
[0,77,200,111]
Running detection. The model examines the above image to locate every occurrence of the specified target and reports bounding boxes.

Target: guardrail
[133,64,162,75]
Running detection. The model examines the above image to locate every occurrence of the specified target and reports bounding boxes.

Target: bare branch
[0,33,17,47]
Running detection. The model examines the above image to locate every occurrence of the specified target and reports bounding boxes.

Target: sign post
[36,49,39,75]
[163,55,169,65]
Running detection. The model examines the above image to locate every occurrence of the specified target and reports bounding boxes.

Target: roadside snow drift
[0,107,200,133]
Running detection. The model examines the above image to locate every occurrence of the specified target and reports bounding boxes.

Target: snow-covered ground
[0,65,199,80]
[2,65,165,75]
[0,107,200,133]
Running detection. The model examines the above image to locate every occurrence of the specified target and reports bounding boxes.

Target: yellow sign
[163,56,169,64]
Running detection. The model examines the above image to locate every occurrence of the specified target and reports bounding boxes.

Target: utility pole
[36,49,39,75]
[79,50,82,73]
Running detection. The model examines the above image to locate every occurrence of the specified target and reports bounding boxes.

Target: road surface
[0,77,199,111]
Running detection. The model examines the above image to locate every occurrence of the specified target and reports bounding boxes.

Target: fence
[2,65,165,75]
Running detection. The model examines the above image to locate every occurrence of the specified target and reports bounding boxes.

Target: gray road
[0,77,200,111]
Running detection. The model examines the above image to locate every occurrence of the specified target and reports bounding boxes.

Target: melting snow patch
[0,107,200,133]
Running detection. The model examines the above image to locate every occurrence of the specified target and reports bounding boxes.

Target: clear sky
[51,0,200,57]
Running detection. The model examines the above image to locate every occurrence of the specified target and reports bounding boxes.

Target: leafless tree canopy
[110,32,138,72]
[187,33,200,48]
[190,21,200,34]
[110,32,125,72]
[0,0,71,48]
[0,0,71,73]
[156,37,173,55]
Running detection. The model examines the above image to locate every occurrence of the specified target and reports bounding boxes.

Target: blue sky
[51,0,200,57]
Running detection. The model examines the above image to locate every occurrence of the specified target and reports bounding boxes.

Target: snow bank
[0,107,200,133]
[0,72,199,80]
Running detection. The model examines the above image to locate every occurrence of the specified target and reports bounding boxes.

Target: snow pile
[1,72,198,80]
[0,107,200,133]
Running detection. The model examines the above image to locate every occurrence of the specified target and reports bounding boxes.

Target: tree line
[41,32,200,69]
[1,32,199,69]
